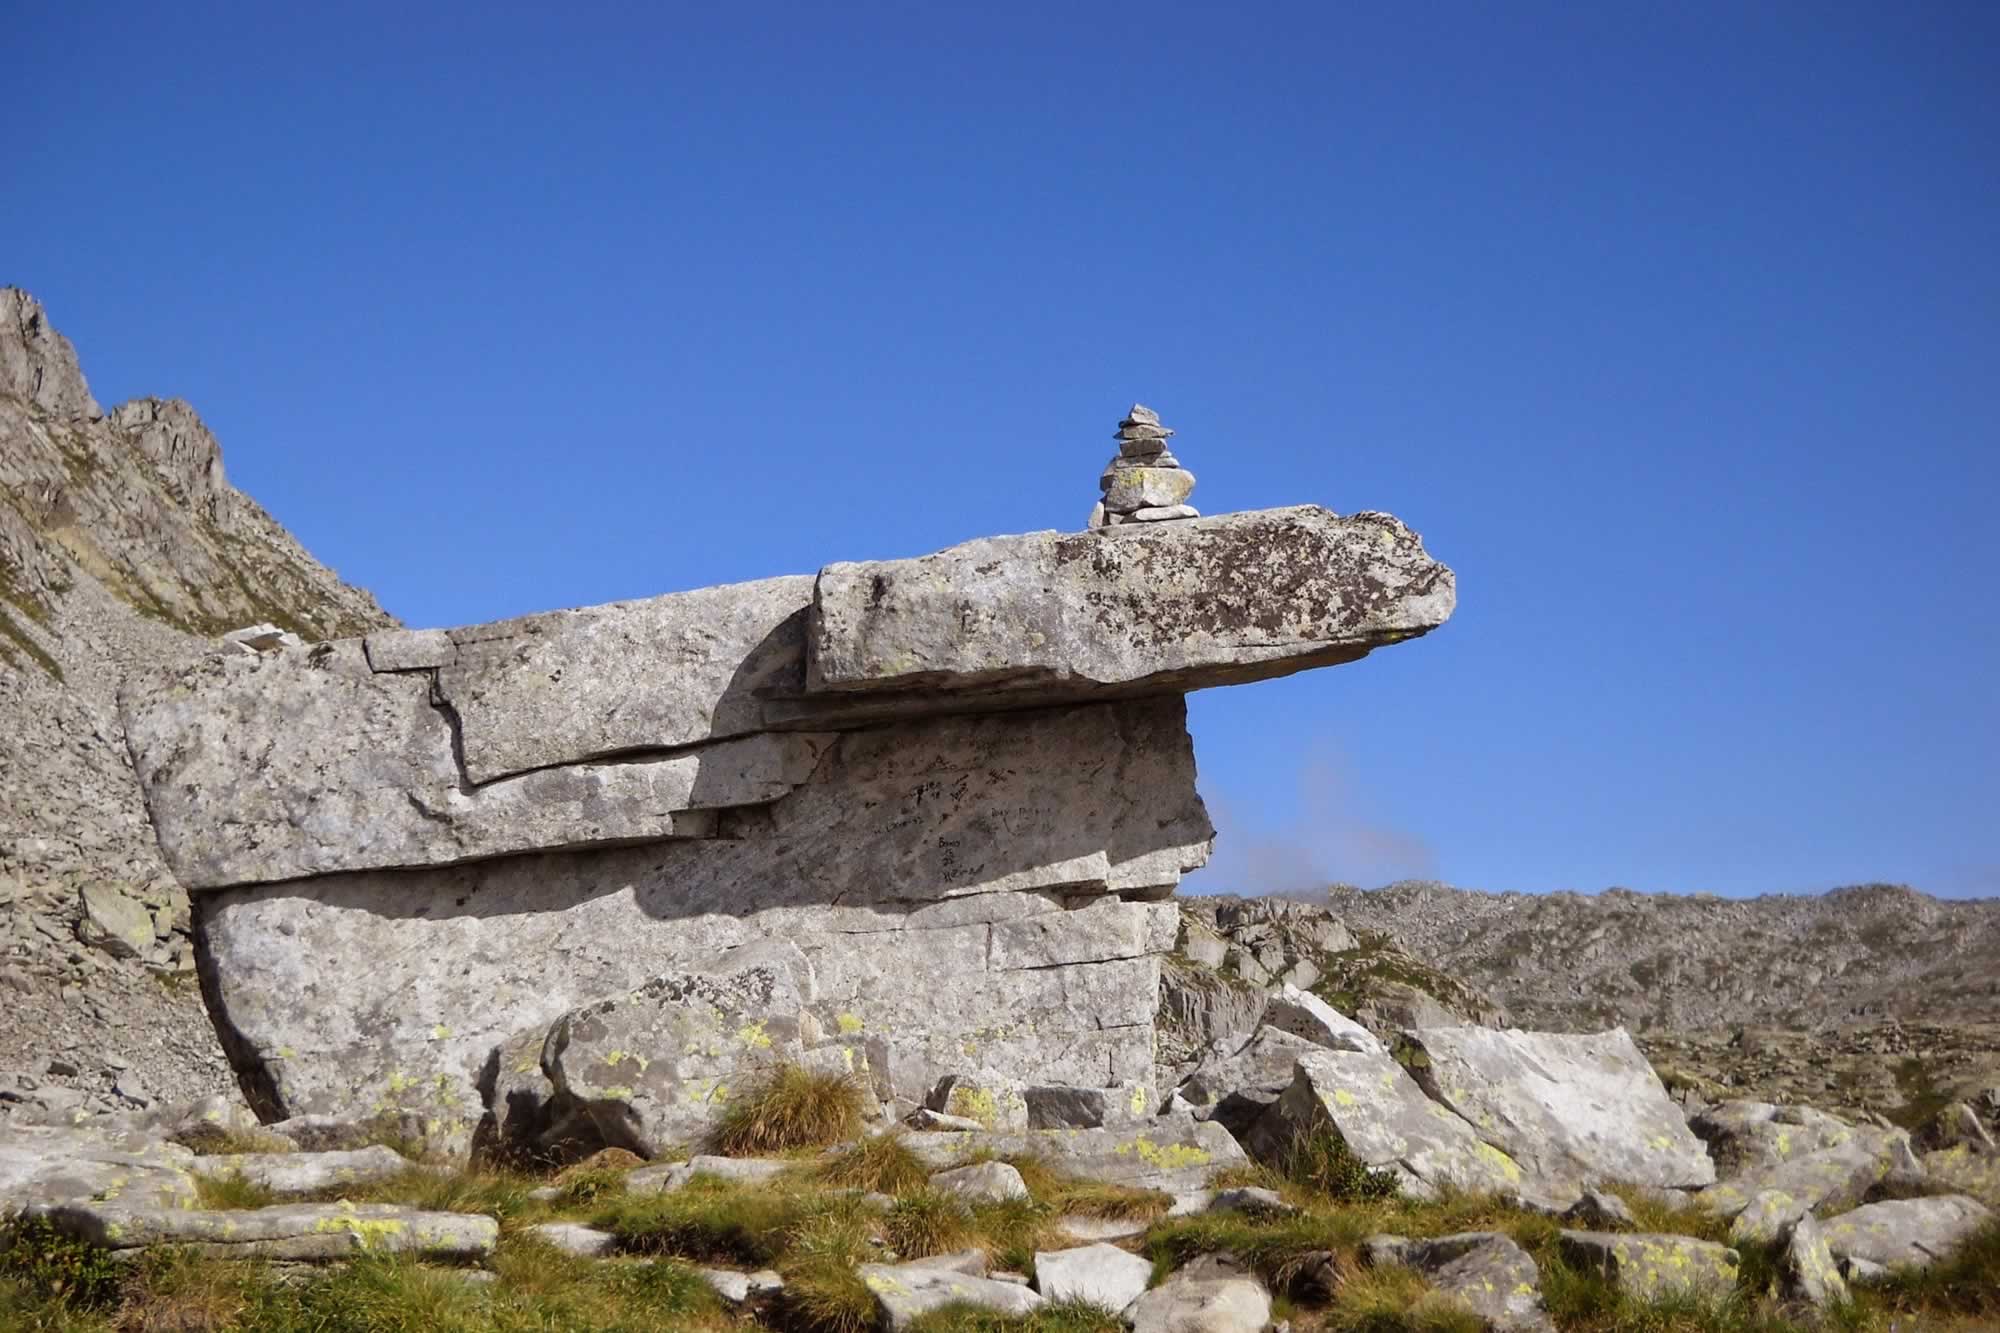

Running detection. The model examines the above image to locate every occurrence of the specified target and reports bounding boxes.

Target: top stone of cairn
[1092,404,1198,528]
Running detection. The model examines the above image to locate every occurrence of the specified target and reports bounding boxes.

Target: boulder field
[119,504,1455,1159]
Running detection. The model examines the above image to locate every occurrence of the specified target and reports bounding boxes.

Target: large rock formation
[121,503,1456,1156]
[0,289,392,1118]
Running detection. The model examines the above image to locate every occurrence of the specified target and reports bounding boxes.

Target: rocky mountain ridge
[0,288,393,1119]
[1326,879,2000,1033]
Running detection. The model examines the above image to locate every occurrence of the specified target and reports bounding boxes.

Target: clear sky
[10,3,1996,899]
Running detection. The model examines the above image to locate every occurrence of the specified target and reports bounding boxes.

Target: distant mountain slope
[1326,880,2000,1032]
[0,288,393,1117]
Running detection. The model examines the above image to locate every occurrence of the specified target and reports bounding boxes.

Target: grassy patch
[1321,1264,1486,1332]
[713,1064,866,1156]
[0,1215,122,1312]
[1284,1126,1402,1202]
[885,1189,977,1259]
[819,1133,932,1195]
[170,1125,297,1158]
[1868,1215,2000,1322]
[192,1172,282,1211]
[904,1299,1127,1332]
[594,1174,820,1265]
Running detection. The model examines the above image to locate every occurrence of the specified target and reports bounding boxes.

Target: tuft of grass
[553,1167,628,1209]
[967,1196,1060,1274]
[488,1234,726,1331]
[712,1063,866,1156]
[1321,1264,1488,1332]
[596,1175,812,1265]
[820,1133,932,1195]
[115,1247,257,1333]
[1286,1125,1401,1202]
[779,1193,882,1333]
[172,1124,297,1157]
[905,1298,1127,1331]
[192,1172,281,1211]
[298,1167,548,1231]
[237,1250,496,1333]
[885,1189,975,1259]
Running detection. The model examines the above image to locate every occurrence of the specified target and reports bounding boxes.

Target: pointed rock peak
[1124,403,1160,426]
[1,287,102,421]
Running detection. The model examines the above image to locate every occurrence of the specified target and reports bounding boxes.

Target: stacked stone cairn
[1089,404,1199,528]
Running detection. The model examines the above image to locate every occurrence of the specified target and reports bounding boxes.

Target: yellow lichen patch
[836,1013,865,1035]
[1473,1141,1523,1181]
[431,1024,452,1040]
[1114,1135,1213,1171]
[945,1086,999,1127]
[1129,1084,1148,1116]
[736,1020,773,1050]
[1333,1089,1359,1107]
[385,1071,417,1094]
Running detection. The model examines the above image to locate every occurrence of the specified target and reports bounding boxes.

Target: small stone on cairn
[1088,404,1199,529]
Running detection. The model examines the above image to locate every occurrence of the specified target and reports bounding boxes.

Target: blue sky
[11,3,1996,898]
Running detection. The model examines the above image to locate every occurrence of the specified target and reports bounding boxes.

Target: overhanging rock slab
[808,506,1453,695]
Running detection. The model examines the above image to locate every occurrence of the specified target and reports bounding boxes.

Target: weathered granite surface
[1397,1026,1715,1192]
[118,504,1454,1157]
[122,639,838,890]
[194,702,1203,1151]
[809,506,1453,696]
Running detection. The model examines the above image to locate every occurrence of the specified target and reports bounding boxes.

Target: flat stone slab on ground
[186,1145,413,1196]
[1122,1255,1271,1333]
[859,1259,1044,1330]
[34,1201,498,1261]
[698,1267,783,1306]
[1819,1195,1994,1270]
[929,1161,1029,1202]
[625,1156,790,1193]
[0,1122,196,1213]
[525,1222,617,1257]
[1556,1230,1739,1303]
[1033,1242,1154,1311]
[899,1116,1247,1194]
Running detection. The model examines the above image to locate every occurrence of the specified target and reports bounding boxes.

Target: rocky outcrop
[120,500,1454,1155]
[1328,880,2000,1034]
[1156,895,1505,1084]
[0,289,392,1121]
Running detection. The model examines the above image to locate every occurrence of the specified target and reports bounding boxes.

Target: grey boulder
[539,940,819,1159]
[1246,1050,1526,1199]
[1555,1231,1739,1302]
[858,1258,1044,1329]
[1397,1026,1714,1193]
[0,1123,197,1213]
[1122,1254,1270,1333]
[929,1161,1029,1203]
[1032,1242,1154,1311]
[1819,1195,1994,1270]
[1367,1231,1554,1332]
